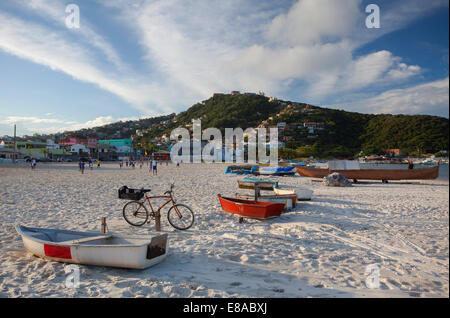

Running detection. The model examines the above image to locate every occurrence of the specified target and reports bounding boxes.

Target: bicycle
[120,184,195,230]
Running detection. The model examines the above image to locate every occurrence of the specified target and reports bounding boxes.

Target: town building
[383,149,402,157]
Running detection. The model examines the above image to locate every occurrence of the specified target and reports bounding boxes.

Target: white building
[116,145,133,154]
[70,144,89,154]
[46,139,60,150]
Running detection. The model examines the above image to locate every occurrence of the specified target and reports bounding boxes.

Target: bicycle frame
[140,193,183,218]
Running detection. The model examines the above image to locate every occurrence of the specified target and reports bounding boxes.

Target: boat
[295,162,439,181]
[273,186,313,201]
[218,195,285,219]
[225,165,258,175]
[237,177,279,190]
[15,225,168,269]
[235,193,297,209]
[254,166,296,176]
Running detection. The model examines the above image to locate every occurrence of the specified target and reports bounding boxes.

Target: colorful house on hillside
[98,139,133,159]
[383,149,402,157]
[58,137,81,146]
[303,122,325,134]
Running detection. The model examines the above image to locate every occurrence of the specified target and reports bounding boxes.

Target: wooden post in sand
[155,212,161,232]
[101,217,107,233]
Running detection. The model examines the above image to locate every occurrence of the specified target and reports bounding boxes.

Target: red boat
[217,195,285,219]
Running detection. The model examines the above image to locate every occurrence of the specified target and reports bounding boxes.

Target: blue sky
[0,0,448,136]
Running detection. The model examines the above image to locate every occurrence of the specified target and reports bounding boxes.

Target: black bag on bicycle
[118,186,144,200]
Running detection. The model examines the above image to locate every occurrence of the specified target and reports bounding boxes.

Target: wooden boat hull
[16,225,168,269]
[218,195,284,219]
[238,178,278,190]
[235,193,297,209]
[273,186,313,201]
[294,165,439,181]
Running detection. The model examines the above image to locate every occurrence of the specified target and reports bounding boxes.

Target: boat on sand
[218,195,285,219]
[295,161,439,182]
[255,166,296,176]
[237,178,278,190]
[16,225,168,269]
[235,193,297,209]
[273,186,313,201]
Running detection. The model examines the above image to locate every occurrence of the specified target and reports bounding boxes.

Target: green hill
[49,93,449,159]
[168,93,448,158]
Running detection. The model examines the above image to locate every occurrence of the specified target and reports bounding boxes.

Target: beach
[0,162,448,298]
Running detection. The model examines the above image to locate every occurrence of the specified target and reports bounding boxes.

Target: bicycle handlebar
[164,184,174,195]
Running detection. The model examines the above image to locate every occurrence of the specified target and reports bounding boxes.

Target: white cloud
[114,0,429,103]
[0,0,447,123]
[326,77,449,117]
[13,0,127,71]
[0,115,141,135]
[0,10,184,115]
[265,0,361,46]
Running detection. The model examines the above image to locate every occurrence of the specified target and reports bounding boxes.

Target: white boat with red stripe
[15,225,168,269]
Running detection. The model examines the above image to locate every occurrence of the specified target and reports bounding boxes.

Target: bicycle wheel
[123,201,149,226]
[167,204,195,230]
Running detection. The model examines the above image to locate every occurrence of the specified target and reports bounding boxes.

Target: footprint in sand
[272,288,284,293]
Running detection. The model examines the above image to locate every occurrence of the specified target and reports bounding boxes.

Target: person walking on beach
[151,159,158,175]
[97,159,101,168]
[31,158,37,170]
[120,160,123,169]
[88,158,93,170]
[408,160,414,170]
[79,160,85,174]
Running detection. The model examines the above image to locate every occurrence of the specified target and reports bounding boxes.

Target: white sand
[0,162,448,298]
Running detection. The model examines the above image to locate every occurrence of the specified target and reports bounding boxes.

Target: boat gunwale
[218,195,284,208]
[16,225,162,248]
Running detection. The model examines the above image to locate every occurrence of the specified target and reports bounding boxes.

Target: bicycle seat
[164,190,171,195]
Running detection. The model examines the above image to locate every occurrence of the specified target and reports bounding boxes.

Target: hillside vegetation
[53,93,449,158]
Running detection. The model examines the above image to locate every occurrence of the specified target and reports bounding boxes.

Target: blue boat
[225,165,258,175]
[256,166,296,176]
[238,177,279,190]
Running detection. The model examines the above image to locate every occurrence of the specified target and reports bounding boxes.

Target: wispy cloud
[0,0,448,132]
[104,0,435,103]
[13,0,128,71]
[325,77,450,117]
[0,115,141,135]
[0,8,177,115]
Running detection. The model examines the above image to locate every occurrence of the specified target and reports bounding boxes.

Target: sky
[0,0,448,137]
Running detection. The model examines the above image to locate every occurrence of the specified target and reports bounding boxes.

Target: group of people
[79,158,100,174]
[118,158,180,175]
[119,160,145,169]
